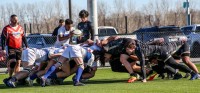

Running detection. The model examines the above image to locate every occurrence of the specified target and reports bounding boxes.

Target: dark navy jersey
[103,38,132,57]
[134,40,185,58]
[78,21,94,42]
[124,40,186,79]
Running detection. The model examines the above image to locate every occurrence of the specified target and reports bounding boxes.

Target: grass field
[0,65,200,93]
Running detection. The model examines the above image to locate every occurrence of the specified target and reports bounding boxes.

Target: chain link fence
[1,27,200,72]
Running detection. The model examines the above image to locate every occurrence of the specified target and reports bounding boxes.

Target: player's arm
[1,28,7,51]
[89,23,94,40]
[120,54,134,74]
[101,36,120,45]
[22,36,29,48]
[58,31,74,41]
[129,55,139,61]
[106,36,120,42]
[80,39,94,46]
[48,53,62,59]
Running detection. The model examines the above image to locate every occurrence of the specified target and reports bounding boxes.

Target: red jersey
[2,25,24,49]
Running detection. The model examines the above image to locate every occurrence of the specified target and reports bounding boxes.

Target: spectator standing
[1,14,28,77]
[77,10,94,43]
[52,19,65,36]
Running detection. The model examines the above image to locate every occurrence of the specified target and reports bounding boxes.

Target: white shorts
[62,45,85,59]
[22,48,36,66]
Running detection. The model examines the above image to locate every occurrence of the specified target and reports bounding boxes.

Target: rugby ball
[73,29,82,36]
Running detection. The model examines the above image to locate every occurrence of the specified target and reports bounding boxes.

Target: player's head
[10,14,18,25]
[65,19,73,29]
[125,40,136,55]
[59,19,65,26]
[79,10,89,22]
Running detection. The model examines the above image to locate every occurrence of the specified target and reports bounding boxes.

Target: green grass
[0,65,200,93]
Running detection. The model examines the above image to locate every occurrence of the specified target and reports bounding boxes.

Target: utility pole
[184,0,191,25]
[87,0,98,40]
[69,0,72,19]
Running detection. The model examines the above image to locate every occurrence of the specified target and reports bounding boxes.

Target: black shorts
[172,43,190,60]
[109,58,127,73]
[152,61,166,74]
[8,47,22,60]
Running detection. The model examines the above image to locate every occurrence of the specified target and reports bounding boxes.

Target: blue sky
[0,0,170,10]
[1,0,200,14]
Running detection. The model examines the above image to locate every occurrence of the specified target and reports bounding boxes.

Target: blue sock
[47,71,57,79]
[75,67,84,82]
[30,73,38,80]
[43,65,56,79]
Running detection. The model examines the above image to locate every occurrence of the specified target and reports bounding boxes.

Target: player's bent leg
[182,56,199,73]
[131,62,141,73]
[5,70,30,88]
[60,61,71,77]
[40,56,68,87]
[165,57,198,80]
[81,67,97,81]
[73,57,85,86]
[44,60,57,73]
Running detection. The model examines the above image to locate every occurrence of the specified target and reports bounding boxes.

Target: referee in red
[1,14,28,78]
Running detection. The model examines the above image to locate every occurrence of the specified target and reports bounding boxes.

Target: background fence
[1,30,200,72]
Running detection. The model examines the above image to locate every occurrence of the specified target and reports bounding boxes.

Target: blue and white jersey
[54,26,75,48]
[44,47,65,59]
[32,48,48,63]
[22,48,49,67]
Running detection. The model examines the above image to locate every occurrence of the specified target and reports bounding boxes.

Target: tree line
[0,0,200,34]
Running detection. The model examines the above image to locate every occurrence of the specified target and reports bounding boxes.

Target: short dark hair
[10,14,17,18]
[79,10,89,18]
[124,39,136,49]
[59,19,64,23]
[65,19,73,25]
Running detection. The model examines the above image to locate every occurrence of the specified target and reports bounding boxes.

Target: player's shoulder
[58,26,65,32]
[3,25,10,29]
[2,25,10,33]
[86,21,92,25]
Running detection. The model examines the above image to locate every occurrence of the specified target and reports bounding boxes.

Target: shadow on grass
[0,78,176,89]
[0,84,12,89]
[0,78,128,89]
[84,79,127,84]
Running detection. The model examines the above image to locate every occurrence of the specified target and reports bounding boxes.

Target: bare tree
[98,1,108,26]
